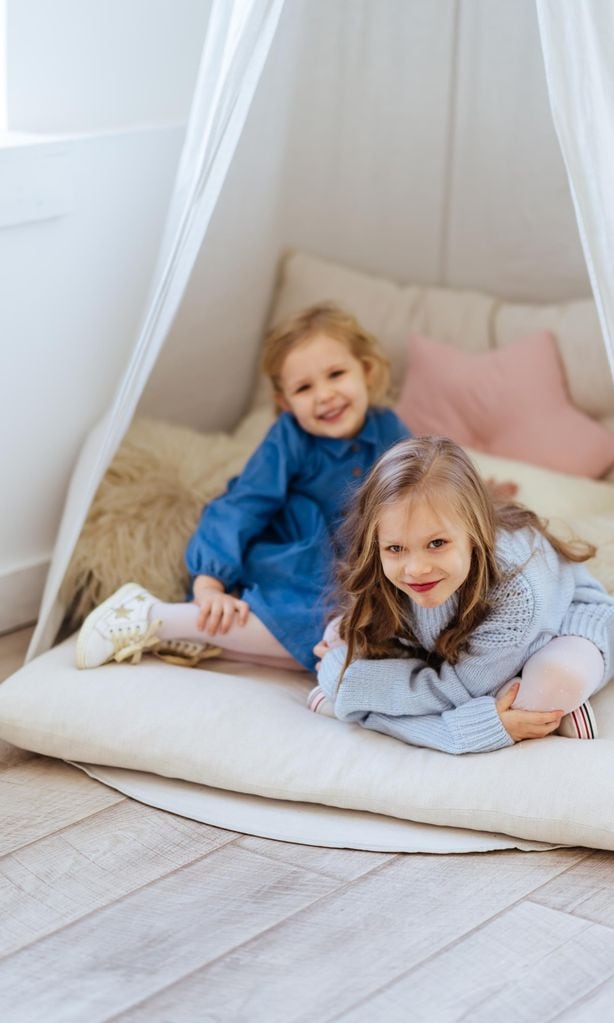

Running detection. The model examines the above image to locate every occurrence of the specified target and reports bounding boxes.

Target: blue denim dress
[185,408,410,669]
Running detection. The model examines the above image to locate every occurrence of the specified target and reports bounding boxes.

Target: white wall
[6,0,210,132]
[0,0,6,129]
[276,0,590,303]
[0,1,208,629]
[277,0,458,288]
[444,0,587,299]
[0,127,185,628]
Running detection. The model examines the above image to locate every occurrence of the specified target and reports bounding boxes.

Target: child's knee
[521,638,603,712]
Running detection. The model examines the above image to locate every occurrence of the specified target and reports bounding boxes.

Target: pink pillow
[396,331,614,477]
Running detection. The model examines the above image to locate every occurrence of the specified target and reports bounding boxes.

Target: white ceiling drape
[28,0,286,660]
[537,0,614,379]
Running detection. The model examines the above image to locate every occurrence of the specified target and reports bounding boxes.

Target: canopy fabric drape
[27,0,614,662]
[28,0,286,660]
[537,0,614,379]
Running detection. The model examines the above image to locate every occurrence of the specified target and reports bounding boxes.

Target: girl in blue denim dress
[76,304,410,672]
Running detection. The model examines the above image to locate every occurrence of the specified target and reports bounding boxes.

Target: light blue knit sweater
[317,528,614,755]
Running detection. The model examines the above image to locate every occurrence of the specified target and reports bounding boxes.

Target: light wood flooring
[2,627,614,1022]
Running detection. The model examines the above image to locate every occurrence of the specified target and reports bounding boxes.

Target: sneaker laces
[153,640,222,668]
[112,618,164,664]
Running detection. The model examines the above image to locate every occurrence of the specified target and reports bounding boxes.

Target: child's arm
[316,644,516,753]
[316,627,527,719]
[185,415,303,593]
[318,648,561,754]
[354,697,510,754]
[317,544,571,720]
[351,686,561,754]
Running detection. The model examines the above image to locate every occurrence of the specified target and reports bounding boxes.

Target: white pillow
[2,450,613,852]
[0,634,613,851]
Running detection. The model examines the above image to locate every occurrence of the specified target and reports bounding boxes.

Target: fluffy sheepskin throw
[61,409,275,631]
[62,409,614,633]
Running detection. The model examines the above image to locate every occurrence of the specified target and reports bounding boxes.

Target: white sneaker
[76,583,162,669]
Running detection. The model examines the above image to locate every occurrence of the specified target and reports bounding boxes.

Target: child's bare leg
[499,636,604,713]
[152,601,304,670]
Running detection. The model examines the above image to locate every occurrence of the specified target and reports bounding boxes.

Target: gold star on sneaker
[114,605,133,619]
[134,594,146,601]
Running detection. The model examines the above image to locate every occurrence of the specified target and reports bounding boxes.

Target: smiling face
[377,494,473,608]
[276,333,371,439]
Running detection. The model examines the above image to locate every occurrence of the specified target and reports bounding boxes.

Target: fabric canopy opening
[27,0,614,661]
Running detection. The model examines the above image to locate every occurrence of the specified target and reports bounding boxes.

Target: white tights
[499,636,605,712]
[150,602,605,699]
[151,600,304,671]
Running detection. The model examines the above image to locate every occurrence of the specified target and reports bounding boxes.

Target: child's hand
[313,620,344,669]
[192,576,249,636]
[313,638,331,670]
[496,681,563,741]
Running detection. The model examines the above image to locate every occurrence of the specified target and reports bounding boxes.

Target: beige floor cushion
[0,632,613,851]
[1,447,614,852]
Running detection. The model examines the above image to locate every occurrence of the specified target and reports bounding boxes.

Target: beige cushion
[2,450,614,851]
[256,251,614,425]
[253,251,497,407]
[0,634,612,851]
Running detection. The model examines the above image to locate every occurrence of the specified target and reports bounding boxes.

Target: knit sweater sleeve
[185,415,303,590]
[319,572,538,704]
[359,699,513,754]
[558,564,614,681]
[316,571,543,754]
[317,646,514,753]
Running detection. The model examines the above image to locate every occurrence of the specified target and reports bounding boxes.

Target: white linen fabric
[72,764,558,854]
[27,0,286,663]
[0,628,612,852]
[2,450,613,852]
[537,0,614,378]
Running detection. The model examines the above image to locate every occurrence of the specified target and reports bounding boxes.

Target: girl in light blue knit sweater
[310,436,614,754]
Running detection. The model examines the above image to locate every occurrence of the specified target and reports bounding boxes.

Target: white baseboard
[0,557,49,634]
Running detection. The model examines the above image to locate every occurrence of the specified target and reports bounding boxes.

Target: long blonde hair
[336,436,595,672]
[262,303,390,406]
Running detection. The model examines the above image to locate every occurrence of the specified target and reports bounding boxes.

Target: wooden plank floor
[1,629,613,1022]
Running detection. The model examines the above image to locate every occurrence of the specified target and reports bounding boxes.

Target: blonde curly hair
[262,302,390,406]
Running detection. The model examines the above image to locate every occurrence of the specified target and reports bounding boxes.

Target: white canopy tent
[3,0,614,855]
[26,0,614,662]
